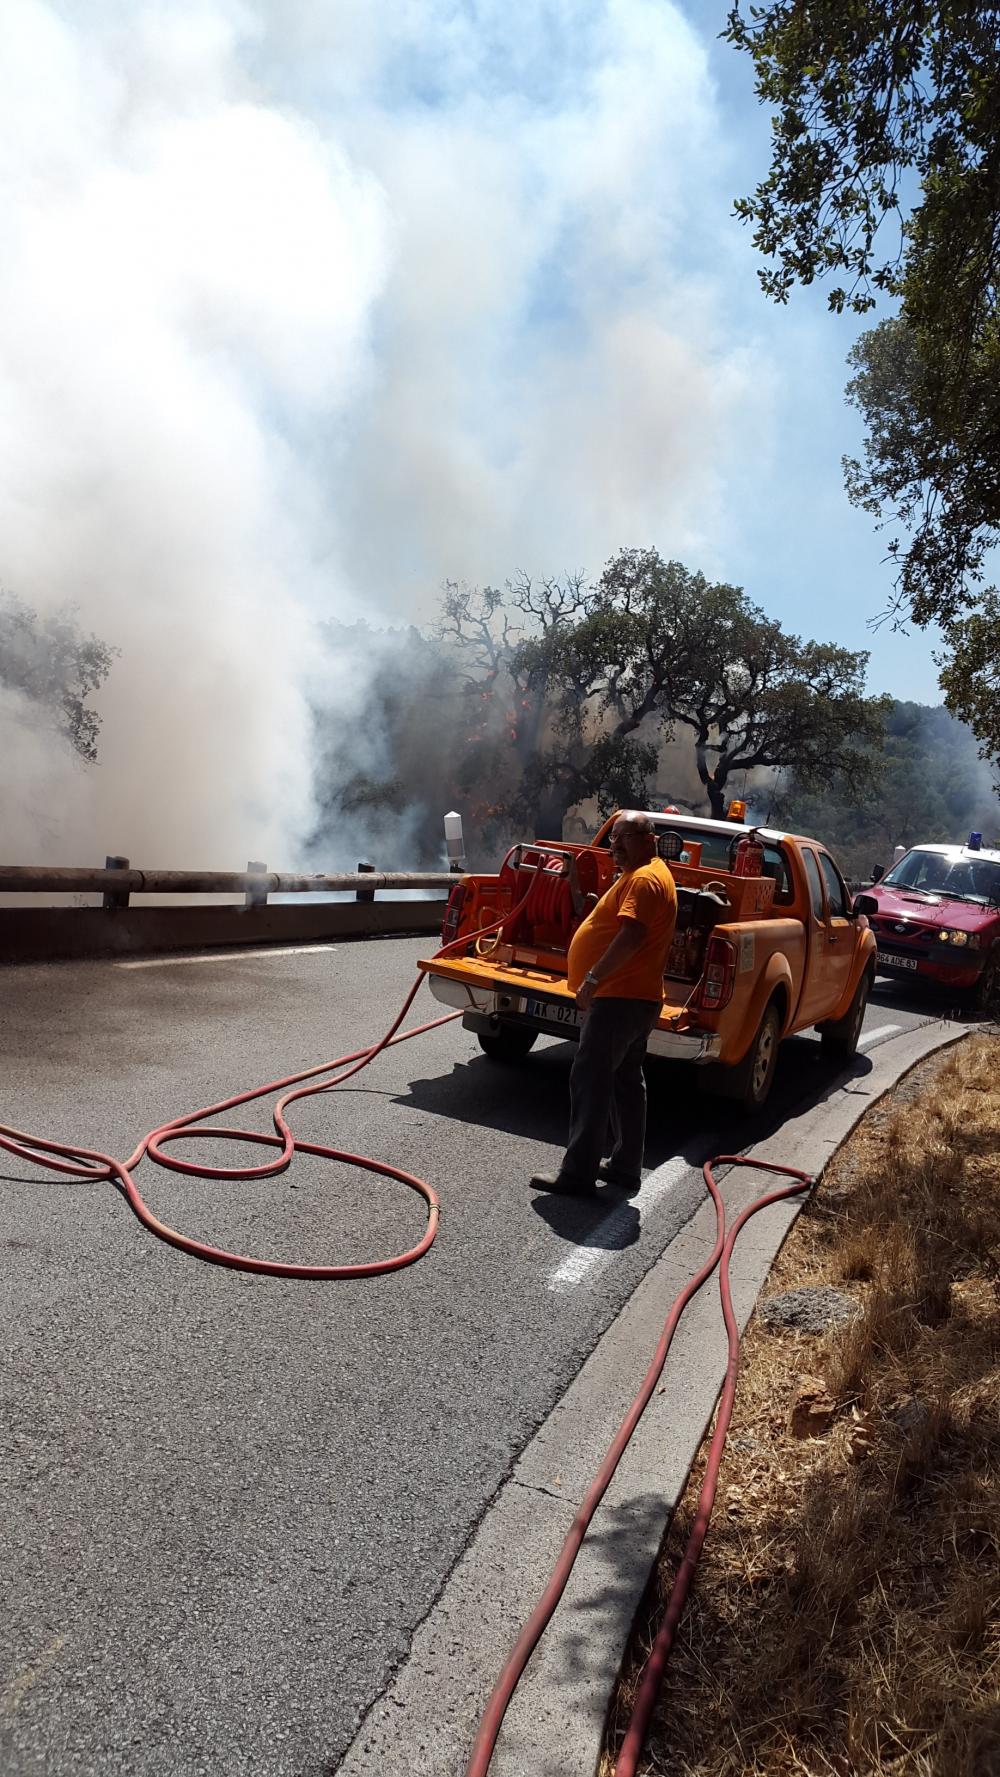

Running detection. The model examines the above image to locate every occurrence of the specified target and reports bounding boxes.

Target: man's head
[609,811,657,874]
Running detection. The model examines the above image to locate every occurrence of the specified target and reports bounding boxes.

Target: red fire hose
[0,898,524,1278]
[2,883,811,1772]
[613,1160,811,1773]
[463,1155,811,1777]
[0,981,458,1279]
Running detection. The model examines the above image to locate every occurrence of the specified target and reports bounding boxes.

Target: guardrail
[0,860,456,965]
[0,864,456,905]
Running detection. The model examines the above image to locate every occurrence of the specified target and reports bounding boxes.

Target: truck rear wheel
[820,966,872,1061]
[715,1001,782,1114]
[477,1025,538,1064]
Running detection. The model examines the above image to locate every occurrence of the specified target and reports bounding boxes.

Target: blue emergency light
[968,831,983,850]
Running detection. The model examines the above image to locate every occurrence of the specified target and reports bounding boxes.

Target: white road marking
[546,1154,696,1291]
[1,1633,67,1718]
[117,944,336,969]
[857,1022,904,1049]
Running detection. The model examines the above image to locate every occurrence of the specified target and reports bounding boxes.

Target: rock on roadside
[759,1286,860,1335]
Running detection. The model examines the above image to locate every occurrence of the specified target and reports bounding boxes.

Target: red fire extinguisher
[732,832,765,877]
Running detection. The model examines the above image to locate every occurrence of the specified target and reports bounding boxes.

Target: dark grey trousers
[561,997,662,1186]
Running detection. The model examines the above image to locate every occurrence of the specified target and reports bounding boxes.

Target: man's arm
[575,916,647,1009]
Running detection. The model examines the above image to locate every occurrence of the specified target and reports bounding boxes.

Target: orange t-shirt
[567,857,677,1001]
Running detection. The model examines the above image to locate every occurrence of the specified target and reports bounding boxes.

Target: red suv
[856,842,1000,1007]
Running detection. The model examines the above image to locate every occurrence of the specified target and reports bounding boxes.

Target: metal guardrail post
[444,810,467,874]
[103,856,130,910]
[357,861,376,903]
[245,861,268,909]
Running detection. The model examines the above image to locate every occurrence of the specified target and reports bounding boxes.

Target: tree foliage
[0,590,117,762]
[725,3,1000,758]
[843,301,1000,632]
[436,571,594,835]
[724,3,1000,317]
[438,550,888,830]
[937,590,1000,760]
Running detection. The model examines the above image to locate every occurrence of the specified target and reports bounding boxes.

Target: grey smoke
[0,1,775,868]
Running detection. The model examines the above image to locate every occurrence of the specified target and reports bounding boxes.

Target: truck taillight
[697,935,737,1011]
[441,881,467,944]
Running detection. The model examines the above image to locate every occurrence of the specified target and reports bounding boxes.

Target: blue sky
[0,0,946,866]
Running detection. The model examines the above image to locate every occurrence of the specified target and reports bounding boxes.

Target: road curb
[336,1018,973,1777]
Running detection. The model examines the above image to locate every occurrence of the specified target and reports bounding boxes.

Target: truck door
[796,846,854,1026]
[818,850,858,1009]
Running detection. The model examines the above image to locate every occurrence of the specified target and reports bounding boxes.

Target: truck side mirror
[854,893,879,917]
[870,864,884,882]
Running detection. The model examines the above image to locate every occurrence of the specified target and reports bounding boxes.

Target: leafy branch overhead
[723,2,1000,317]
[725,3,1000,767]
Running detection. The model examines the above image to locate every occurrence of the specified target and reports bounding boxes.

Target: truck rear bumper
[425,973,722,1063]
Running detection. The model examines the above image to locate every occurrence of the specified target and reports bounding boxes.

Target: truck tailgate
[416,954,716,1056]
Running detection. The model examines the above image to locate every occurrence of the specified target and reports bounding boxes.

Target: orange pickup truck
[418,810,876,1112]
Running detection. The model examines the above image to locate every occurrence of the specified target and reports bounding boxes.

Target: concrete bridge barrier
[0,864,454,964]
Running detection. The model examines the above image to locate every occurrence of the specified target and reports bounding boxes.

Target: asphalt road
[0,939,967,1775]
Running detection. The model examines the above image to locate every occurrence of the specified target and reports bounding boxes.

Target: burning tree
[0,590,118,763]
[438,551,889,833]
[436,572,598,837]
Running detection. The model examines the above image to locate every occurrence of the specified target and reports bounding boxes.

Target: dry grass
[601,1035,1000,1777]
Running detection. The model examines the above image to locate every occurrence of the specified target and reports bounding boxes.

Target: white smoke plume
[0,0,768,869]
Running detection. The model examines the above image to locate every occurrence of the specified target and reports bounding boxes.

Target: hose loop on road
[0,1001,453,1278]
[0,897,529,1279]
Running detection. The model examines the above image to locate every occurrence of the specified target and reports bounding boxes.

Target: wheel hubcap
[753,1024,775,1096]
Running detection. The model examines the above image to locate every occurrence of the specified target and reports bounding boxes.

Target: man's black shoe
[597,1162,643,1193]
[530,1170,598,1196]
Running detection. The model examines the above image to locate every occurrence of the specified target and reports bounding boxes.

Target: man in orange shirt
[531,811,677,1196]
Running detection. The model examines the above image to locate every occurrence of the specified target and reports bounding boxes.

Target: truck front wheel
[477,1025,539,1064]
[716,1001,782,1114]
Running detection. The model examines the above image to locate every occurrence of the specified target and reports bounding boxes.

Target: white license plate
[524,995,582,1028]
[879,951,919,971]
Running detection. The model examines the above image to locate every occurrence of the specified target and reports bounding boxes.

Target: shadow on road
[400,1041,575,1146]
[530,1185,644,1250]
[396,1034,877,1190]
[399,1042,758,1163]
